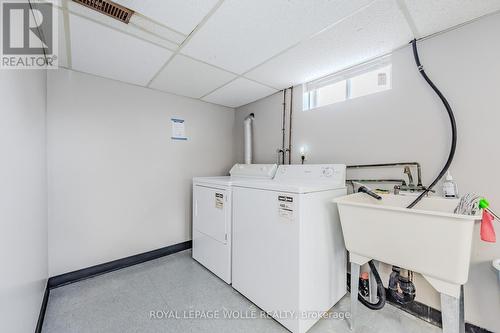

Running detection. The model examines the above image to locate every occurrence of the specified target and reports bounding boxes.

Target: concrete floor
[43,250,440,333]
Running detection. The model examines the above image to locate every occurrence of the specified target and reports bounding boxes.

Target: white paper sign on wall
[171,118,187,141]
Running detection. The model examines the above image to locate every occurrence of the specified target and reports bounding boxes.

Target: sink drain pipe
[357,39,458,310]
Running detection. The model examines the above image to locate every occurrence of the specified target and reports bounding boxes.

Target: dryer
[232,164,347,333]
[192,164,277,284]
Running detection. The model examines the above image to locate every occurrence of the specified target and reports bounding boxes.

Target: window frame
[302,56,392,111]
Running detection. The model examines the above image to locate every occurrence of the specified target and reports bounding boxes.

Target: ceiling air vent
[72,0,134,24]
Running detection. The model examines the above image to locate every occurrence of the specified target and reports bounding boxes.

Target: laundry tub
[334,193,481,333]
[494,259,500,286]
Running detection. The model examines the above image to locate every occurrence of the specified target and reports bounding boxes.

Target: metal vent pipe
[243,113,255,164]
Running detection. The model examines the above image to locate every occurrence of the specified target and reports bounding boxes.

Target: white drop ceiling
[202,78,278,108]
[149,55,236,99]
[181,0,373,74]
[246,0,413,89]
[69,14,173,86]
[113,0,220,35]
[50,0,500,108]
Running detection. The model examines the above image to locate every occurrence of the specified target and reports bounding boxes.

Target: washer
[192,164,277,284]
[232,164,347,333]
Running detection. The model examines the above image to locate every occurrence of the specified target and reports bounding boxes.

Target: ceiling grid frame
[395,0,421,39]
[145,0,227,87]
[181,53,280,91]
[200,0,378,100]
[127,13,185,46]
[131,13,187,41]
[49,0,185,51]
[65,9,179,51]
[241,0,500,98]
[244,0,413,89]
[45,0,500,108]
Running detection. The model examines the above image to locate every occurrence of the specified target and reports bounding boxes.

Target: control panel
[273,164,346,184]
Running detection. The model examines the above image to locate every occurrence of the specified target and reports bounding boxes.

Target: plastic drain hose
[357,261,386,310]
[407,39,457,209]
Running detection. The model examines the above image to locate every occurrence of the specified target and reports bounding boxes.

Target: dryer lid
[229,164,277,178]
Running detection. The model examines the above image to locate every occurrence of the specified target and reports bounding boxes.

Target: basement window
[302,58,392,111]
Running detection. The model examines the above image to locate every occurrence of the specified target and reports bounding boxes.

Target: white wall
[47,69,235,276]
[0,70,48,333]
[235,13,500,332]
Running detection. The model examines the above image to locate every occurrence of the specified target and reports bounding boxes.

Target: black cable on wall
[406,39,458,209]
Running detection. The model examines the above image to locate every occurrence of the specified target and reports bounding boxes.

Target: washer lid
[229,163,278,178]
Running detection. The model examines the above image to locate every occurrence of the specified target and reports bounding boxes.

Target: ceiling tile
[149,55,236,98]
[69,14,172,86]
[403,0,500,37]
[67,1,180,50]
[202,78,277,108]
[181,0,374,74]
[129,14,185,45]
[113,0,219,35]
[246,0,413,89]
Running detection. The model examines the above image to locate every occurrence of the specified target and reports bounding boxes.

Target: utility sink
[334,193,482,333]
[335,193,481,296]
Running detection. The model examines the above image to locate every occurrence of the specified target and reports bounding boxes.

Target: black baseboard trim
[48,240,192,289]
[347,273,492,333]
[36,241,191,332]
[35,282,49,333]
[387,293,491,333]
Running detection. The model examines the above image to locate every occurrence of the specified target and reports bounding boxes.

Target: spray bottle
[442,171,458,198]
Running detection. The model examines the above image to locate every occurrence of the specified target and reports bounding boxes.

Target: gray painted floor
[43,250,440,333]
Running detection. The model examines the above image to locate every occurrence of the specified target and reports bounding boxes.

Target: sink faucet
[404,166,414,187]
[345,162,428,195]
[394,165,432,194]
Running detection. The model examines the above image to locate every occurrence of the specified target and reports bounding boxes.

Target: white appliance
[192,164,278,284]
[232,164,347,333]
